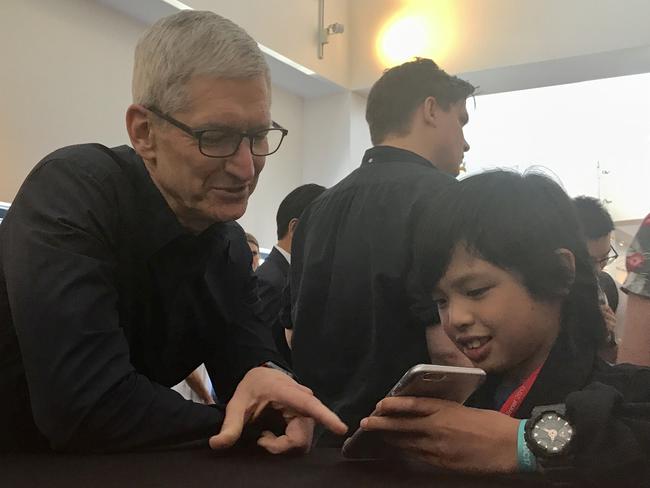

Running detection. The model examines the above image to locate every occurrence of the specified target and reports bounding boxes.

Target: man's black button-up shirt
[0,144,284,452]
[290,146,457,444]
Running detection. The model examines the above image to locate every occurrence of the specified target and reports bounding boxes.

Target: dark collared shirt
[0,144,284,452]
[255,247,292,364]
[290,146,457,443]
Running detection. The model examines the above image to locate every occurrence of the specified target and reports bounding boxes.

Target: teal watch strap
[517,420,537,473]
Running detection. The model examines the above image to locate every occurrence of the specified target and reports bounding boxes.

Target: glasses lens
[199,128,285,157]
[251,128,284,156]
[200,130,241,157]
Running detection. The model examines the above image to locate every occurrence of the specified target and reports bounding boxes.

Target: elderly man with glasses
[0,11,345,453]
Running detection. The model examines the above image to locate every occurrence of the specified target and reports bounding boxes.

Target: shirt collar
[361,145,436,170]
[274,245,291,264]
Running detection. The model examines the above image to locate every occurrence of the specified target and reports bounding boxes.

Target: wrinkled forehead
[181,74,272,126]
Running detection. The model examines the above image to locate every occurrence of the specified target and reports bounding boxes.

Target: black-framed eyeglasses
[594,245,618,268]
[146,106,288,158]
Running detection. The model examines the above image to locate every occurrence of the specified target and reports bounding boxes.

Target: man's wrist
[259,360,295,379]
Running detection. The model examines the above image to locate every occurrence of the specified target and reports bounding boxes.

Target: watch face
[531,413,573,455]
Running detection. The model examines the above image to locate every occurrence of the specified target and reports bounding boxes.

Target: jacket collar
[517,325,596,417]
[271,245,291,267]
[361,146,436,170]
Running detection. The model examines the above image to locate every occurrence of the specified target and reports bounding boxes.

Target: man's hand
[361,397,519,473]
[209,367,347,454]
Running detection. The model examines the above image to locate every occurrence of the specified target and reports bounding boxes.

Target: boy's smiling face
[432,245,563,382]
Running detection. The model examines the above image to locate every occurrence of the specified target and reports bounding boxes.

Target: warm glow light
[379,16,430,67]
[376,1,456,68]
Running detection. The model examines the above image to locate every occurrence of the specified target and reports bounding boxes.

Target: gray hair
[132,10,270,114]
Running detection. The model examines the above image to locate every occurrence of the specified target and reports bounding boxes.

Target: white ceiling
[97,0,345,98]
[98,0,650,98]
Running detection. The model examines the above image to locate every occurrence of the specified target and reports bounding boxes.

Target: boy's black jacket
[467,324,650,482]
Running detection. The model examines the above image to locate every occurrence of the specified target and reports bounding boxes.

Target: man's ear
[422,96,439,127]
[555,248,576,292]
[126,104,157,163]
[287,218,300,236]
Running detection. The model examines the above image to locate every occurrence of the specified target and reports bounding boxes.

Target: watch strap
[517,420,538,472]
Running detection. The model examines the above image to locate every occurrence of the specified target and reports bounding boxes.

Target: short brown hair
[366,58,475,145]
[245,232,259,248]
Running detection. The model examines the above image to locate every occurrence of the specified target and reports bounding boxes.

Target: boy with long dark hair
[361,171,650,481]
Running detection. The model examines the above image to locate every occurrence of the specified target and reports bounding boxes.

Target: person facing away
[572,196,623,362]
[360,171,650,482]
[0,10,345,453]
[255,184,326,364]
[618,213,650,367]
[245,232,261,271]
[289,58,475,445]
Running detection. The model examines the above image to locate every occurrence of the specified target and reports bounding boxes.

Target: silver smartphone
[341,364,486,459]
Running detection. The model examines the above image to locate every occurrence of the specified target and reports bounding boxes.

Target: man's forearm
[55,372,225,452]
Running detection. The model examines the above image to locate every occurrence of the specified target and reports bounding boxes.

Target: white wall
[302,92,353,186]
[185,0,350,89]
[0,0,143,201]
[349,92,371,168]
[301,91,371,188]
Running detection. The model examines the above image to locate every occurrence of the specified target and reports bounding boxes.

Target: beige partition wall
[0,0,142,201]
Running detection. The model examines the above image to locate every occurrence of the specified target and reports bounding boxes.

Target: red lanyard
[499,365,543,417]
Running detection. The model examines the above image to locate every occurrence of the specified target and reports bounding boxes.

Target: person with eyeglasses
[0,11,345,453]
[572,196,624,362]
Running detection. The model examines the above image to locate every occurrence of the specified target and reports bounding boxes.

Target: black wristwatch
[524,404,575,468]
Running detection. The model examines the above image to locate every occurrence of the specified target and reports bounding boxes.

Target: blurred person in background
[246,232,261,271]
[619,213,650,367]
[256,184,326,364]
[573,196,624,361]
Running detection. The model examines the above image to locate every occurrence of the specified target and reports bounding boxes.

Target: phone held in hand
[342,364,486,459]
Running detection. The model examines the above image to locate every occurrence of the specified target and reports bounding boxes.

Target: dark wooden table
[0,447,619,487]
